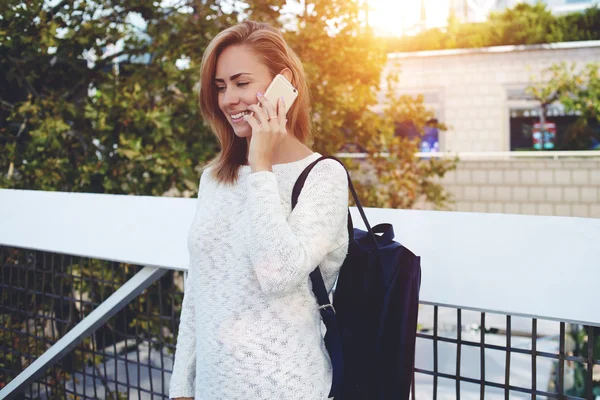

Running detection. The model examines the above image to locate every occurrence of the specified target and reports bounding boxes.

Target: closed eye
[216,82,249,93]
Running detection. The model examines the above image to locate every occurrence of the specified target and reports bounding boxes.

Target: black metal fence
[1,246,598,399]
[415,305,599,400]
[0,246,184,399]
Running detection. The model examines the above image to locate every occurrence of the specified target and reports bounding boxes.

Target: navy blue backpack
[292,155,422,400]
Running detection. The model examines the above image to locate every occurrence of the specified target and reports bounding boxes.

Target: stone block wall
[440,159,600,218]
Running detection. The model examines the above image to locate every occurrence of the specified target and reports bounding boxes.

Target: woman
[169,20,349,400]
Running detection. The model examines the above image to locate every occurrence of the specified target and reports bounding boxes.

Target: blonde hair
[199,20,312,184]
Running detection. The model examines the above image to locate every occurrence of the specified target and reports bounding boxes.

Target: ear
[279,68,293,83]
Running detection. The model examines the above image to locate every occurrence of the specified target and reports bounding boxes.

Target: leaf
[120,149,137,159]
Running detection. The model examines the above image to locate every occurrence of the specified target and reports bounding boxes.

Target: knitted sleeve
[246,159,349,296]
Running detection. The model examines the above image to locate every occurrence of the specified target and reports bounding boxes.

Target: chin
[232,125,252,138]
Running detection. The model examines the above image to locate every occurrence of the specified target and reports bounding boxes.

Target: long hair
[199,20,312,184]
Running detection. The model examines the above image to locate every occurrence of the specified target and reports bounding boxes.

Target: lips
[229,110,252,124]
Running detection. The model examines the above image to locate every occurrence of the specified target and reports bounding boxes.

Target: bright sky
[46,0,456,39]
[368,0,452,36]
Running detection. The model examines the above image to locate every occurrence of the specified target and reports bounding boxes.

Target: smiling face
[215,45,273,138]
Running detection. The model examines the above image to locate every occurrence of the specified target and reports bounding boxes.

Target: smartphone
[263,74,298,116]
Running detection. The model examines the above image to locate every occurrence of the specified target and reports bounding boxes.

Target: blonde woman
[169,20,349,400]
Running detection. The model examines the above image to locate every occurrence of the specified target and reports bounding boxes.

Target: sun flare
[367,0,451,36]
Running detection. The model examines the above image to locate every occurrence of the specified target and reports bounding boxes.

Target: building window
[509,107,600,151]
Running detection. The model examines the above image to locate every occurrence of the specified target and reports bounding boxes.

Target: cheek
[217,94,225,112]
[245,83,265,104]
[241,92,258,106]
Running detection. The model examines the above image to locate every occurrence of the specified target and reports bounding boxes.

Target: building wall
[383,42,600,152]
[440,159,600,218]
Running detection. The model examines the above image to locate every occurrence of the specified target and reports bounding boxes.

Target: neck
[245,135,300,165]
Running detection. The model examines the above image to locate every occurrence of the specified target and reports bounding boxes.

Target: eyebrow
[214,73,252,83]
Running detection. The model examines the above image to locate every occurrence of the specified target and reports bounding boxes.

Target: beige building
[382,40,600,152]
[377,41,600,218]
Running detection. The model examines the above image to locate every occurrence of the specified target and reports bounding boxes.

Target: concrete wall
[441,159,600,218]
[382,41,600,152]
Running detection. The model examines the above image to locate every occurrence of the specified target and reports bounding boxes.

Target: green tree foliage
[0,0,235,195]
[488,2,562,45]
[384,3,600,53]
[526,62,600,150]
[556,5,600,42]
[371,72,456,209]
[2,0,455,209]
[526,62,575,134]
[558,62,600,150]
[561,63,600,122]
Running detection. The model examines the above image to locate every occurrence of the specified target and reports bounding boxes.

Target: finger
[264,96,281,131]
[277,97,287,132]
[247,104,269,128]
[257,94,277,121]
[243,113,261,132]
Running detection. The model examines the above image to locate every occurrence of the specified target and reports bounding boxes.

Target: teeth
[231,111,250,119]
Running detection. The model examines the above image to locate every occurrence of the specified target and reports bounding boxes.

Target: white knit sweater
[169,152,349,400]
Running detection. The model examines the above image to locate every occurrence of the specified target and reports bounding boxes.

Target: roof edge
[387,40,600,60]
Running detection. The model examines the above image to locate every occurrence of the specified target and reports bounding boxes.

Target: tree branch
[16,118,28,139]
[0,99,15,110]
[93,45,151,70]
[541,92,561,108]
[65,129,89,155]
[45,0,74,21]
[61,77,88,101]
[8,56,40,98]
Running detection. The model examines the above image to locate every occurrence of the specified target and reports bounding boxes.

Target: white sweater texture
[169,152,349,400]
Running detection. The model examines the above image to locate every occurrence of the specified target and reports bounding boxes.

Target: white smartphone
[263,74,298,116]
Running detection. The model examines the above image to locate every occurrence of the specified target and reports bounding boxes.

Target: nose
[222,88,240,108]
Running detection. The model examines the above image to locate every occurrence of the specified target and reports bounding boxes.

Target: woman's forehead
[215,45,269,79]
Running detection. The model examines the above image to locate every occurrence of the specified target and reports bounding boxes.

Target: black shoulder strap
[290,154,378,398]
[291,155,378,245]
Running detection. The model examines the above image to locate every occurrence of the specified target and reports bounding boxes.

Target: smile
[230,111,251,122]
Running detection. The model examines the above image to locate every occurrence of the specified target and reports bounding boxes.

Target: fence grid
[0,246,183,399]
[1,246,598,399]
[415,306,599,400]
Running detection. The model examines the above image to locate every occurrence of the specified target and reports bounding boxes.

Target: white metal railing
[1,188,600,398]
[1,188,599,326]
[336,151,600,160]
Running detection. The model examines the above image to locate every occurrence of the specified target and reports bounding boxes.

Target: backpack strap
[290,154,378,398]
[292,155,379,247]
[308,266,342,398]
